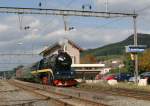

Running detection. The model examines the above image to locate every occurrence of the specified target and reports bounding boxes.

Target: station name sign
[125,45,147,53]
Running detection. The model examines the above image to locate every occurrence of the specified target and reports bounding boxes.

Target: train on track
[17,50,77,87]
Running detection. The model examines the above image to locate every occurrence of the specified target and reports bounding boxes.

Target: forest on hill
[82,33,150,57]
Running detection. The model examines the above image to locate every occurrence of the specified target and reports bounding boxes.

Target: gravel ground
[0,80,49,106]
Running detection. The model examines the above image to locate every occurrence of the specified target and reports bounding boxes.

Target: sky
[0,0,150,71]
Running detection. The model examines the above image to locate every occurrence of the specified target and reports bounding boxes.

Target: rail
[9,80,150,106]
[8,80,107,106]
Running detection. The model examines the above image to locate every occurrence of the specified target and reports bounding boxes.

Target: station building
[40,39,83,64]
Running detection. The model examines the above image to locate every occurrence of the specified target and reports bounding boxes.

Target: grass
[77,81,150,92]
[96,55,123,61]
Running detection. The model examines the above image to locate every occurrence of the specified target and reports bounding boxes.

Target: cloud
[29,19,40,28]
[0,1,150,70]
[0,24,9,32]
[96,0,150,12]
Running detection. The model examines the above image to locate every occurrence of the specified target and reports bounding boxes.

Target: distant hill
[82,33,150,57]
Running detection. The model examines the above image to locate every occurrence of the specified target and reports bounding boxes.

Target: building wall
[65,43,80,64]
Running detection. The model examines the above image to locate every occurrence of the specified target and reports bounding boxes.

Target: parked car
[114,73,133,81]
[128,72,150,82]
[140,72,150,79]
[102,74,116,81]
[128,76,140,82]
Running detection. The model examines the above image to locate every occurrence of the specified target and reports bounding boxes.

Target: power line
[33,0,76,33]
[66,0,75,7]
[136,4,150,13]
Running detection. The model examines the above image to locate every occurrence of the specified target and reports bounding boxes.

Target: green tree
[123,54,135,73]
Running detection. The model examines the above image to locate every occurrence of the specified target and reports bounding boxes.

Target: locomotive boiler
[31,51,77,86]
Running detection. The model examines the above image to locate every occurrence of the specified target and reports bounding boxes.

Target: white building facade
[40,39,83,64]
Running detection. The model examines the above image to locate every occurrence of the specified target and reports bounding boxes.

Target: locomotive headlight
[58,57,64,61]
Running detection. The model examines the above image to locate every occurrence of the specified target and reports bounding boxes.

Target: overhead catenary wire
[30,0,77,32]
[136,4,150,13]
[66,0,75,8]
[9,0,77,56]
[72,17,132,43]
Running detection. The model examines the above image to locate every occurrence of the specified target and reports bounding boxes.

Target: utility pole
[133,13,138,84]
[63,15,67,31]
[105,0,108,12]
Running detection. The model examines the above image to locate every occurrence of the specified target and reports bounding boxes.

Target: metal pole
[133,15,138,84]
[105,0,108,12]
[0,6,137,18]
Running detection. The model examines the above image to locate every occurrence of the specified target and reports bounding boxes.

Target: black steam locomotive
[31,51,77,86]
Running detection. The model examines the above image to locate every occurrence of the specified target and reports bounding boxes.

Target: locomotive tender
[31,50,77,86]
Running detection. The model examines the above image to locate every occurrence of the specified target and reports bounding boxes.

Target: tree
[80,54,97,64]
[139,49,150,72]
[123,53,135,73]
[124,49,150,74]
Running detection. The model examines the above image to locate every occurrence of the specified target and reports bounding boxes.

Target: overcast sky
[0,0,150,71]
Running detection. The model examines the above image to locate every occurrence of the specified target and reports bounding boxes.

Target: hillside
[82,33,150,57]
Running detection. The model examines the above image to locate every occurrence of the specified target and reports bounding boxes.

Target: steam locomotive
[30,50,77,86]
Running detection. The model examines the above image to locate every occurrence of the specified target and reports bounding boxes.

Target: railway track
[9,79,150,106]
[76,85,150,101]
[8,80,107,106]
[103,88,150,101]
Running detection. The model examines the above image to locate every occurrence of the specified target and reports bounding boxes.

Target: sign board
[125,45,147,53]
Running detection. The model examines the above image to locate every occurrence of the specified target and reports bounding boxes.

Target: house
[40,39,83,64]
